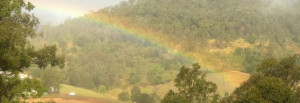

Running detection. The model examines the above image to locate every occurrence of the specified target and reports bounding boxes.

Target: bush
[139,93,154,103]
[128,73,140,84]
[98,85,107,93]
[292,36,300,43]
[242,49,263,73]
[118,91,131,101]
[147,65,165,85]
[233,48,243,56]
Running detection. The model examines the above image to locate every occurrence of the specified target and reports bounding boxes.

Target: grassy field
[59,84,126,103]
[58,82,177,102]
[59,69,249,101]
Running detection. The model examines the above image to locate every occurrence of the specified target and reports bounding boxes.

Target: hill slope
[95,0,300,72]
[29,0,300,100]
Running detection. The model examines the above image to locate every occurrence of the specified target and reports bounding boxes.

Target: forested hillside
[25,0,300,102]
[94,0,300,73]
[29,18,192,91]
[2,0,300,102]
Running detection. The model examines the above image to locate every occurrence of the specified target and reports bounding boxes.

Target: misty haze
[0,0,300,103]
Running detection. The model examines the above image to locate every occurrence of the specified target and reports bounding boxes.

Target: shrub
[128,73,140,84]
[98,85,107,93]
[147,65,165,85]
[118,91,131,101]
[131,86,141,102]
[139,93,154,103]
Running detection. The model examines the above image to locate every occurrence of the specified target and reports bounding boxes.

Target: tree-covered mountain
[30,18,192,90]
[26,0,300,102]
[94,0,300,73]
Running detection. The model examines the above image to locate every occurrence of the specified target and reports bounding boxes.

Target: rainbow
[33,5,244,95]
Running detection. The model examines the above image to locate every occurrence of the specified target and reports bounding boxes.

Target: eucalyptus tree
[0,0,64,101]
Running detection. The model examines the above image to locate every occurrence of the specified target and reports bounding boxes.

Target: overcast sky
[25,0,124,25]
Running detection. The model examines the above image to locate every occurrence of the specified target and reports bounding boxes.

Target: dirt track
[26,94,111,103]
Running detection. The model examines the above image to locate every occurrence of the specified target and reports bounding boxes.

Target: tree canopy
[256,55,300,89]
[94,0,300,73]
[223,55,300,103]
[162,63,219,103]
[32,17,191,90]
[224,76,296,103]
[0,0,64,101]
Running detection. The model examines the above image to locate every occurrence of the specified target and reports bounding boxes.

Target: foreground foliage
[162,55,300,103]
[222,55,300,103]
[223,76,296,103]
[0,0,64,102]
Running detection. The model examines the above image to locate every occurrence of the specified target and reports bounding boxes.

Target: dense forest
[1,0,300,102]
[95,0,300,73]
[29,19,192,90]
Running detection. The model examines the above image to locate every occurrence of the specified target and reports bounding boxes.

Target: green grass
[59,83,173,103]
[59,68,239,103]
[59,84,127,103]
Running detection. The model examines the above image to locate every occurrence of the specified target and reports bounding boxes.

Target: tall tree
[0,0,64,101]
[162,63,219,103]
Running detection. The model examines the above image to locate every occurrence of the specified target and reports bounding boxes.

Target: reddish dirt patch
[26,94,111,103]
